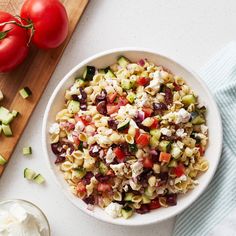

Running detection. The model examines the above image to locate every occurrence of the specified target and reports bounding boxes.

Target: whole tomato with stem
[20,0,69,49]
[0,11,29,72]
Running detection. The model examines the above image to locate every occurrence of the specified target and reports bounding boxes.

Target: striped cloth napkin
[173,42,236,236]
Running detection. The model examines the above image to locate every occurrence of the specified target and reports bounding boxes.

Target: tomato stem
[0,29,12,40]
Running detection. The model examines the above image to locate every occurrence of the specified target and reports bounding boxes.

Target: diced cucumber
[0,107,14,124]
[117,119,130,131]
[171,144,182,159]
[159,140,171,152]
[78,141,83,151]
[22,147,32,155]
[24,168,37,180]
[19,87,32,99]
[0,154,7,165]
[73,167,87,179]
[130,77,137,88]
[168,159,178,168]
[142,195,151,204]
[124,192,134,202]
[118,56,130,68]
[0,90,4,101]
[126,92,136,103]
[105,69,116,78]
[75,78,86,87]
[121,206,133,219]
[33,174,45,184]
[2,124,12,136]
[67,100,80,114]
[192,116,205,125]
[83,66,96,80]
[182,95,196,106]
[150,129,161,140]
[98,69,106,74]
[150,136,159,148]
[99,162,108,175]
[121,79,131,90]
[11,110,19,117]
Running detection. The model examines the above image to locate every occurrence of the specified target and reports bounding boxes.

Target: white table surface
[0,0,235,235]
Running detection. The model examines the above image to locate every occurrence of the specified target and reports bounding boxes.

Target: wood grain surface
[0,0,88,176]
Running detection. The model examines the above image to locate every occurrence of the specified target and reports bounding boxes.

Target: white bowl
[42,48,222,226]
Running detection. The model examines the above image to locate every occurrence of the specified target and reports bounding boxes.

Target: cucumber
[98,69,106,74]
[67,100,80,114]
[190,132,201,144]
[11,110,19,117]
[142,195,151,204]
[121,206,133,219]
[182,94,196,106]
[22,147,32,155]
[168,159,178,168]
[24,168,37,180]
[126,92,136,103]
[117,119,130,131]
[2,124,12,136]
[121,79,131,90]
[33,174,45,184]
[0,90,4,101]
[75,78,86,87]
[83,66,96,80]
[124,192,134,202]
[150,129,161,140]
[118,56,130,68]
[19,87,32,99]
[150,136,159,148]
[0,154,7,165]
[105,69,116,78]
[74,167,87,179]
[0,107,14,124]
[171,144,182,159]
[159,140,171,152]
[190,112,205,125]
[99,162,108,175]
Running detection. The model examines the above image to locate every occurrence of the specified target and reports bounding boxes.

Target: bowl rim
[42,47,222,226]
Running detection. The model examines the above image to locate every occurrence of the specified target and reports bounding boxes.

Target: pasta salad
[49,56,208,219]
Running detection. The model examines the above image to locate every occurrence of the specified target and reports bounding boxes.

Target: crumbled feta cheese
[129,179,141,190]
[156,187,165,195]
[110,163,126,176]
[200,125,208,134]
[105,203,122,218]
[49,123,60,134]
[176,128,187,138]
[94,134,111,147]
[175,175,187,184]
[105,147,115,164]
[118,104,137,118]
[160,128,172,136]
[130,162,143,178]
[75,121,85,132]
[176,108,191,124]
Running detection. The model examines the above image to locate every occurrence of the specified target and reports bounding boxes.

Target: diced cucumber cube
[73,167,87,179]
[105,70,116,79]
[168,159,178,168]
[150,129,161,140]
[150,136,159,148]
[0,90,4,101]
[126,92,136,103]
[117,119,130,131]
[0,154,7,165]
[99,162,108,175]
[2,124,12,136]
[159,140,171,153]
[19,87,32,99]
[142,195,151,204]
[124,192,134,202]
[33,174,45,184]
[121,207,133,219]
[67,100,80,114]
[118,56,130,68]
[121,79,131,90]
[11,110,19,117]
[182,95,196,106]
[24,168,37,180]
[83,66,96,80]
[0,107,14,124]
[22,147,32,155]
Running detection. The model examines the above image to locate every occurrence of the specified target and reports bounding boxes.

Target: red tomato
[21,0,68,49]
[137,77,150,86]
[80,116,92,126]
[77,182,86,194]
[199,145,205,156]
[97,183,112,192]
[0,11,29,72]
[173,82,181,91]
[136,133,150,147]
[114,147,125,163]
[143,157,153,168]
[107,92,117,103]
[135,129,140,140]
[150,118,159,129]
[174,164,185,177]
[107,104,120,114]
[148,198,161,210]
[118,97,129,106]
[159,152,171,163]
[142,107,153,117]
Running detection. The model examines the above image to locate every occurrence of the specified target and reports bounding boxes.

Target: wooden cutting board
[0,0,88,176]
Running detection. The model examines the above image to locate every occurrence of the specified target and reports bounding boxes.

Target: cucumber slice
[11,110,19,117]
[22,147,32,155]
[118,56,130,68]
[19,87,32,99]
[0,154,7,165]
[117,119,130,131]
[24,168,37,180]
[150,129,161,140]
[168,159,178,168]
[67,100,80,114]
[33,174,45,184]
[124,192,134,202]
[159,140,171,153]
[2,124,12,136]
[121,206,133,219]
[182,95,196,106]
[105,69,116,78]
[126,92,136,103]
[142,195,151,204]
[83,66,96,80]
[121,79,132,90]
[0,107,14,124]
[73,167,87,179]
[99,162,108,175]
[0,90,4,101]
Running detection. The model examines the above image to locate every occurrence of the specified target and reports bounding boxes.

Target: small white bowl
[42,48,222,226]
